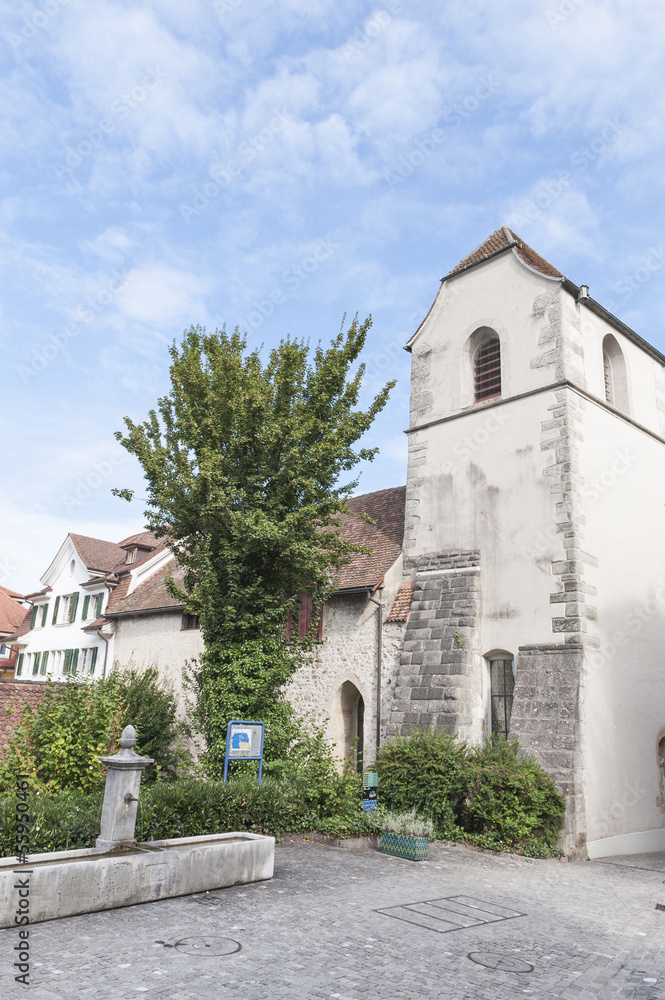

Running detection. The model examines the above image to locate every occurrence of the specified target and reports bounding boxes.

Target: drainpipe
[96,625,113,679]
[367,592,383,756]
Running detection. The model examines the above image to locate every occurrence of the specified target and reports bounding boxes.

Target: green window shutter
[70,649,79,674]
[69,592,79,623]
[63,649,72,674]
[95,594,103,618]
[30,606,37,629]
[90,646,98,674]
[41,604,48,627]
[40,651,48,675]
[82,596,90,620]
[32,653,40,676]
[17,654,24,676]
[52,597,60,624]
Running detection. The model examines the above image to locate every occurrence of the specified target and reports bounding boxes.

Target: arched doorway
[331,681,364,770]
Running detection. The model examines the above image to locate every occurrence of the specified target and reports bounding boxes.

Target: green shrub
[0,668,191,795]
[0,679,126,794]
[0,768,374,856]
[460,738,565,850]
[375,728,471,836]
[376,729,565,856]
[110,665,190,782]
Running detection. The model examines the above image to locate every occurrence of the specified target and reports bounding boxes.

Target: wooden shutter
[69,592,79,622]
[41,604,48,627]
[95,594,103,618]
[63,649,72,674]
[82,596,90,620]
[52,597,60,624]
[70,649,79,673]
[17,654,24,676]
[30,606,37,629]
[40,651,48,674]
[315,605,324,641]
[90,647,98,674]
[32,652,40,675]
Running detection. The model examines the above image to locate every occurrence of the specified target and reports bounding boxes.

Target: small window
[285,593,324,642]
[126,549,136,564]
[490,657,515,739]
[0,644,9,658]
[474,336,501,402]
[602,334,629,413]
[181,613,200,630]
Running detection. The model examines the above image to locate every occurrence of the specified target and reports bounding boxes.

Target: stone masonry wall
[387,551,483,742]
[510,643,587,857]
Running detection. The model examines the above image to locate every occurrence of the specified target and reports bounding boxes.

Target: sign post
[362,769,378,812]
[223,721,265,787]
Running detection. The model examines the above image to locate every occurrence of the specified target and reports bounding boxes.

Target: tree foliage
[114,318,394,770]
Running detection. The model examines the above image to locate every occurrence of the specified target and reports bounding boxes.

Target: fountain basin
[0,832,274,928]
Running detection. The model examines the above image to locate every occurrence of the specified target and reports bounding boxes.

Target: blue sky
[3,0,665,592]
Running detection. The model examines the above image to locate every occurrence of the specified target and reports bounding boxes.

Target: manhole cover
[468,952,533,973]
[174,937,241,957]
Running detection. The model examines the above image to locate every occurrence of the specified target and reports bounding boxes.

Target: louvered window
[603,351,613,404]
[474,337,501,402]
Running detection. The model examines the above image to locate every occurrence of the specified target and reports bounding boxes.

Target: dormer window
[474,335,501,402]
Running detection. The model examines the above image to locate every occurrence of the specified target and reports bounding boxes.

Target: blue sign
[223,721,265,786]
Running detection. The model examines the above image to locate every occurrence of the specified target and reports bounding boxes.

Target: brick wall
[0,680,48,756]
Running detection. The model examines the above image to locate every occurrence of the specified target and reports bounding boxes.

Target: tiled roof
[104,487,406,616]
[337,486,405,590]
[7,607,32,641]
[0,586,27,635]
[449,226,563,280]
[105,559,185,617]
[70,531,163,576]
[386,582,415,622]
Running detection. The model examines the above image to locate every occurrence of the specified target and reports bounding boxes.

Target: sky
[2,0,665,593]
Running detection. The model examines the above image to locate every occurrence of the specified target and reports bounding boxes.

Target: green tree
[114,319,394,771]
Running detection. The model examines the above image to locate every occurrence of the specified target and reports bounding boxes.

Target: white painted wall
[578,399,665,846]
[112,611,204,716]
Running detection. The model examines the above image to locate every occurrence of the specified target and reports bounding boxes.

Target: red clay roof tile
[449,226,563,280]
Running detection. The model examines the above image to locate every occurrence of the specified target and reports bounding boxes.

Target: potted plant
[373,809,434,861]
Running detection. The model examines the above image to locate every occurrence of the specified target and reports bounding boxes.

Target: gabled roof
[0,586,27,635]
[447,225,563,280]
[67,531,163,578]
[102,486,406,617]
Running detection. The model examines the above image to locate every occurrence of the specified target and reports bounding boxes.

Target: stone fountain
[0,725,274,928]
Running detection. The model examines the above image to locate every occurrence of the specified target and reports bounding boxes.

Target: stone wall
[387,551,483,743]
[510,643,587,857]
[0,680,48,755]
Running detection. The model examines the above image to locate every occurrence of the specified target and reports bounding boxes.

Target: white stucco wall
[578,397,665,848]
[285,556,406,767]
[112,611,204,718]
[407,390,561,657]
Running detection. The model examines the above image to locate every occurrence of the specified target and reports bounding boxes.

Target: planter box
[380,831,429,861]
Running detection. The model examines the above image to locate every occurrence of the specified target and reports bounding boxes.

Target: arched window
[602,334,629,413]
[474,335,501,402]
[330,681,364,771]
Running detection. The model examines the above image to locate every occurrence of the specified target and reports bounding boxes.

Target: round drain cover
[468,952,533,973]
[174,936,241,957]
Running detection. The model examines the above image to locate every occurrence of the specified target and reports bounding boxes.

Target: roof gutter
[561,277,665,365]
[104,604,186,620]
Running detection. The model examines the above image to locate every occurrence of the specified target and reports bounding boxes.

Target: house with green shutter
[8,530,161,682]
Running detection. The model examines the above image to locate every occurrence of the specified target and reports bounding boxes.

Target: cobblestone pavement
[1,839,664,999]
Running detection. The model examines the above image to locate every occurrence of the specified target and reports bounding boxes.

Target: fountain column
[96,725,154,849]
